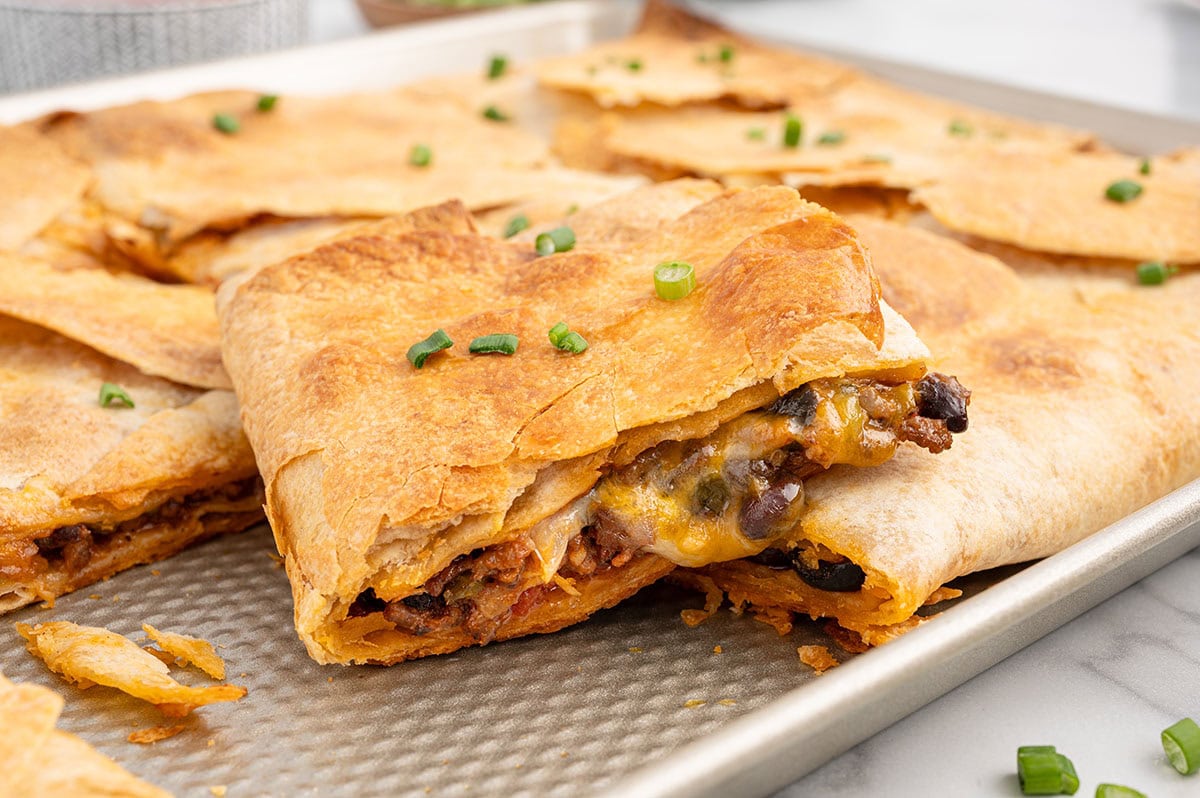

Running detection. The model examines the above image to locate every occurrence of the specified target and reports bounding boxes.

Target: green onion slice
[212,113,239,134]
[409,144,432,167]
[256,94,278,112]
[487,54,508,79]
[406,329,453,369]
[948,119,974,137]
[654,261,697,301]
[782,113,803,148]
[1136,260,1176,285]
[863,153,893,164]
[816,130,846,146]
[746,127,767,141]
[1139,158,1151,176]
[548,322,570,347]
[535,226,576,256]
[469,334,519,356]
[99,382,135,409]
[1162,717,1200,775]
[503,214,530,239]
[1017,746,1079,795]
[626,58,643,72]
[1105,179,1143,203]
[482,105,508,122]
[1095,785,1146,798]
[719,43,735,62]
[557,331,588,354]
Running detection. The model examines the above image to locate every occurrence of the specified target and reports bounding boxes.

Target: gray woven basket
[0,0,308,94]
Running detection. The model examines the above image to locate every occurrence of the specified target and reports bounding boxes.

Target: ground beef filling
[358,372,969,639]
[22,479,261,582]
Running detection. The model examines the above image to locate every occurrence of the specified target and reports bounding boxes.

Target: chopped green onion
[948,119,974,137]
[409,144,432,168]
[548,323,588,353]
[782,113,803,148]
[816,130,846,146]
[487,54,508,80]
[626,58,643,72]
[503,214,529,239]
[746,127,767,141]
[1136,260,1177,285]
[863,153,892,164]
[548,322,570,347]
[535,226,575,256]
[256,94,278,112]
[406,329,453,369]
[482,105,508,122]
[719,43,735,62]
[1162,717,1200,775]
[566,203,579,215]
[654,261,696,301]
[1095,785,1146,798]
[558,331,588,354]
[212,113,239,134]
[469,334,519,356]
[1105,179,1143,203]
[1139,158,1151,176]
[99,382,134,409]
[1017,746,1079,795]
[696,52,710,64]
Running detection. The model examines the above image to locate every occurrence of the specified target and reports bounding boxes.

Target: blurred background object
[355,0,540,28]
[0,0,308,94]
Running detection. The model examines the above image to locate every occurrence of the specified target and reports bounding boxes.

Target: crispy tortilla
[143,624,226,680]
[0,673,171,797]
[913,150,1200,262]
[0,252,229,388]
[700,217,1200,631]
[0,124,92,251]
[217,187,942,663]
[0,316,260,612]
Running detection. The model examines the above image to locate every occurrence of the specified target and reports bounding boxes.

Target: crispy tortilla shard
[143,623,227,680]
[17,621,246,716]
[218,184,968,664]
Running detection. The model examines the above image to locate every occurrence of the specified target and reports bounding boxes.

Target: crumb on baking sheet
[208,738,216,747]
[712,645,723,654]
[627,646,642,653]
[151,570,161,577]
[88,594,102,600]
[718,699,736,706]
[797,644,839,674]
[128,724,186,744]
[210,787,226,797]
[682,699,706,708]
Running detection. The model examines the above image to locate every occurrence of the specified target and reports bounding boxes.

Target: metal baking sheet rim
[1,2,1198,796]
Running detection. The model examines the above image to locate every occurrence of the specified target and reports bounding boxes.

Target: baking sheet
[2,2,1199,796]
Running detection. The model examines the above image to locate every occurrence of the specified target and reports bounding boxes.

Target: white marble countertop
[308,2,1200,796]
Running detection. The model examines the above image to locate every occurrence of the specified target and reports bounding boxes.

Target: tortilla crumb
[823,621,870,653]
[327,677,334,683]
[143,624,227,679]
[208,739,215,747]
[87,594,102,600]
[560,752,569,758]
[151,570,161,577]
[712,645,723,654]
[628,646,643,653]
[797,645,839,674]
[128,725,186,744]
[552,574,582,596]
[683,699,707,708]
[922,586,964,606]
[210,788,227,797]
[718,699,736,706]
[750,605,793,636]
[671,572,725,626]
[38,601,53,610]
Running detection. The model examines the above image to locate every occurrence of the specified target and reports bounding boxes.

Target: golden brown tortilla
[700,217,1200,631]
[0,125,92,252]
[217,187,937,663]
[0,316,260,612]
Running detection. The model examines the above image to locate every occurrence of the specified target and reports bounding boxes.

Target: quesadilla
[217,184,968,664]
[696,216,1200,640]
[0,124,91,252]
[0,309,259,612]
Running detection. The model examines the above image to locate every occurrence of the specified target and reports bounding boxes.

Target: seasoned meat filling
[359,373,969,639]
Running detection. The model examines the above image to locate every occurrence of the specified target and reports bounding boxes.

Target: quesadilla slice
[696,216,1200,640]
[217,185,968,664]
[0,124,91,252]
[0,315,260,612]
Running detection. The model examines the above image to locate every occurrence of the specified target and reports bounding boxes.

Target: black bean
[916,373,970,433]
[794,559,866,592]
[33,524,87,553]
[749,548,793,570]
[738,483,801,540]
[769,384,819,426]
[401,592,443,611]
[694,475,731,516]
[347,588,387,617]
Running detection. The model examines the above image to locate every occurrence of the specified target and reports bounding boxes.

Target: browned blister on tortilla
[17,621,246,714]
